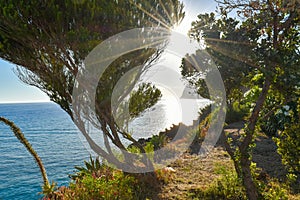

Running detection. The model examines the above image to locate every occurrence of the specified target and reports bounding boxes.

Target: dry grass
[153,123,300,199]
[158,147,233,199]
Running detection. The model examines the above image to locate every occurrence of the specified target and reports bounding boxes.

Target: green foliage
[188,163,289,200]
[261,102,297,136]
[50,157,164,200]
[226,101,249,124]
[188,164,246,200]
[64,172,136,200]
[182,12,253,105]
[56,157,140,200]
[275,99,300,191]
[258,180,289,200]
[0,0,184,117]
[41,182,58,199]
[212,164,246,199]
[251,163,289,200]
[149,134,169,150]
[70,155,102,180]
[129,83,162,118]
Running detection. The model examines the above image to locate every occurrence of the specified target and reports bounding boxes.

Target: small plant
[155,167,175,183]
[62,157,140,200]
[64,172,136,200]
[188,164,246,200]
[70,155,104,180]
[0,117,56,198]
[189,163,290,200]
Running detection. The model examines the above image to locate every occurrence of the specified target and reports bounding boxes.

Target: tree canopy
[182,0,299,199]
[0,0,185,171]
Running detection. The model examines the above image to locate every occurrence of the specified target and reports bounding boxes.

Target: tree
[184,0,300,199]
[182,12,253,108]
[0,0,185,171]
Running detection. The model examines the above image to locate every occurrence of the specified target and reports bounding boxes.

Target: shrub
[62,171,136,200]
[274,98,300,192]
[226,101,249,124]
[275,120,300,192]
[260,102,297,137]
[188,163,289,200]
[47,157,139,200]
[188,164,247,200]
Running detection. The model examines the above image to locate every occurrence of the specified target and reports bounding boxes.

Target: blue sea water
[0,102,91,200]
[0,101,178,200]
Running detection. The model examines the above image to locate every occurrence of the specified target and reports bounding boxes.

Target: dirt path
[157,122,288,199]
[159,147,232,200]
[224,121,287,180]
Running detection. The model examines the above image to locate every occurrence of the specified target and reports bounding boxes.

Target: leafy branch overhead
[0,0,185,170]
[182,0,300,199]
[129,83,162,119]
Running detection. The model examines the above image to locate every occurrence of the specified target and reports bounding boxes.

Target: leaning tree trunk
[239,79,271,200]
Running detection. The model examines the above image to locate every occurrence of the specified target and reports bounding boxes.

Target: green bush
[63,171,136,200]
[188,164,247,200]
[261,102,297,137]
[188,163,289,200]
[47,157,140,200]
[226,101,249,124]
[258,180,289,200]
[276,123,300,179]
[274,99,300,192]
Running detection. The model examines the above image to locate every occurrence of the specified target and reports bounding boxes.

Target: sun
[172,15,193,36]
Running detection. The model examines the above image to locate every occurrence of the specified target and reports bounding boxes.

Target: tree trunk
[240,152,258,200]
[239,79,271,200]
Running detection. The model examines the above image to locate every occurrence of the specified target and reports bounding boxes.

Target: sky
[0,0,217,103]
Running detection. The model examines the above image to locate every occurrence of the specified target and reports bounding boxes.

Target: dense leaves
[184,0,300,199]
[0,0,185,168]
[129,83,162,118]
[275,98,300,190]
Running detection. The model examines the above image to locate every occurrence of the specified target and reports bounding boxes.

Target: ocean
[0,102,92,199]
[0,101,180,200]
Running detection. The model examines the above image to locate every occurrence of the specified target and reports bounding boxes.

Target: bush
[46,156,166,200]
[226,101,249,124]
[188,164,247,200]
[63,172,136,200]
[188,163,289,200]
[276,123,300,178]
[46,157,141,200]
[274,99,300,192]
[260,102,297,137]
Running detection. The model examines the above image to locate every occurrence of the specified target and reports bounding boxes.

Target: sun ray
[205,37,255,46]
[158,0,174,26]
[129,0,172,29]
[207,43,259,69]
[86,34,170,66]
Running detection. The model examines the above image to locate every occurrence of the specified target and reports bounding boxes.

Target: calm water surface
[0,103,90,200]
[0,101,175,199]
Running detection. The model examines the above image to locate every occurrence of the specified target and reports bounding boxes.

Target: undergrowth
[187,163,289,200]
